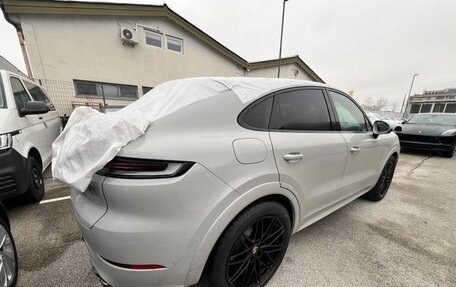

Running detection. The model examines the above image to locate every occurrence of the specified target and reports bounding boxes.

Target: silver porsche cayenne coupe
[71,78,400,287]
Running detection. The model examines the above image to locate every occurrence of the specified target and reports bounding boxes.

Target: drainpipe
[1,2,33,79]
[17,30,34,79]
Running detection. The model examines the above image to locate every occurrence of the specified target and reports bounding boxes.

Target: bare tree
[390,101,400,112]
[374,98,388,111]
[362,97,375,110]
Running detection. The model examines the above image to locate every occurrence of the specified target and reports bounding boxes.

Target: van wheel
[25,157,45,202]
[364,155,397,202]
[206,201,291,287]
[0,217,18,287]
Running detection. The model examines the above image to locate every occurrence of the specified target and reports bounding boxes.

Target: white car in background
[72,78,400,287]
[367,112,402,129]
[0,70,61,202]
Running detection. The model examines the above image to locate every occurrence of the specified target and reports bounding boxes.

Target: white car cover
[52,77,312,191]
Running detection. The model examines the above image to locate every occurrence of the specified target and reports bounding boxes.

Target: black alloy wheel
[364,155,397,201]
[25,157,45,202]
[206,201,291,287]
[226,216,286,286]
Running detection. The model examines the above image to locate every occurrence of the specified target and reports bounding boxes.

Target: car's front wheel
[0,217,18,287]
[364,155,397,201]
[206,201,291,287]
[24,157,45,202]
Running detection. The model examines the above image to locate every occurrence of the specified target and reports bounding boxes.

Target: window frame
[325,88,372,133]
[238,86,337,133]
[74,79,138,100]
[166,35,184,53]
[145,30,163,48]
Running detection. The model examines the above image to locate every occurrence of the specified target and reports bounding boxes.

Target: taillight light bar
[102,256,166,270]
[96,157,194,179]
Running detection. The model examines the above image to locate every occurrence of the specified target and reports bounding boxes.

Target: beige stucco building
[2,0,324,115]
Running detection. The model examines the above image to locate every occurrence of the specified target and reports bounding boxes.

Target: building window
[433,103,446,113]
[166,35,183,53]
[74,80,138,100]
[142,86,153,95]
[445,103,456,113]
[410,104,420,114]
[420,104,432,113]
[145,30,162,48]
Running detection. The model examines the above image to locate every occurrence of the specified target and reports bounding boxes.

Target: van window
[23,81,55,110]
[0,75,5,108]
[10,77,31,110]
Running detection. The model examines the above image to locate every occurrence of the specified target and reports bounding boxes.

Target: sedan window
[329,91,367,132]
[407,114,456,125]
[240,97,273,130]
[270,89,331,131]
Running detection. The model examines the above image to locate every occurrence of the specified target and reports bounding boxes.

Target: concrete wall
[20,14,243,88]
[18,13,317,115]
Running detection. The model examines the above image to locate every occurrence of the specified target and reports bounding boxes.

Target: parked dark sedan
[395,113,456,157]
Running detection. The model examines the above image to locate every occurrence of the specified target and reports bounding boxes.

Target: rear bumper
[71,163,238,287]
[399,140,454,152]
[0,148,29,199]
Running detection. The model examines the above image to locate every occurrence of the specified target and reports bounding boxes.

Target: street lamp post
[277,0,288,78]
[401,73,418,114]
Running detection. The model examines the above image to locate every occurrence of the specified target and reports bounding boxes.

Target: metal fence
[38,79,136,116]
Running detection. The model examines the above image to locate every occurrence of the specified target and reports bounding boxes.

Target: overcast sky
[1,0,455,107]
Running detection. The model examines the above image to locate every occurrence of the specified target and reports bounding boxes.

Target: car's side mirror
[20,101,49,117]
[401,120,407,124]
[373,120,391,138]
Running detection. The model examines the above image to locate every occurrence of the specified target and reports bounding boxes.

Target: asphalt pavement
[5,152,456,286]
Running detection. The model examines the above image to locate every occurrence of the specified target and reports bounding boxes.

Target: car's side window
[329,91,368,132]
[270,89,332,131]
[10,77,31,111]
[23,81,55,111]
[240,97,273,130]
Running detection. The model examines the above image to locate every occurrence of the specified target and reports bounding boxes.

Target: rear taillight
[97,157,194,179]
[101,256,166,270]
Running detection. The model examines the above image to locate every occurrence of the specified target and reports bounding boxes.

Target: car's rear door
[327,89,383,199]
[268,88,348,223]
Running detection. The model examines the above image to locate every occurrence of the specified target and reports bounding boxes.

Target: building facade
[2,0,324,115]
[405,88,456,117]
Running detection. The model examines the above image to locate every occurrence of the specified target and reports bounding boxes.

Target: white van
[0,70,60,202]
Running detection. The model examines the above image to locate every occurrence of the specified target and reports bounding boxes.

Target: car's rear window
[408,114,456,125]
[0,74,5,108]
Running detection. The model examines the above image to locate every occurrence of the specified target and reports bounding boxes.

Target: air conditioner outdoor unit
[120,27,138,46]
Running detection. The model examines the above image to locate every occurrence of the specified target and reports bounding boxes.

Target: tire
[364,155,397,202]
[0,217,18,287]
[24,157,45,203]
[206,201,291,287]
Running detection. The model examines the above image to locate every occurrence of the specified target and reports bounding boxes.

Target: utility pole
[401,74,418,113]
[277,0,288,78]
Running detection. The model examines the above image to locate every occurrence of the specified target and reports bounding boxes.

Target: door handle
[350,147,361,154]
[38,117,43,120]
[283,152,303,162]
